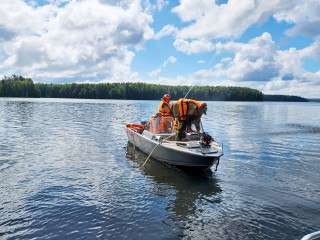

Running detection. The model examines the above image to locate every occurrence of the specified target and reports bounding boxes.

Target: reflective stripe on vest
[178,98,201,120]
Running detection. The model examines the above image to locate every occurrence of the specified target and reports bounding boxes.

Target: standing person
[157,94,173,133]
[159,94,172,117]
[170,98,207,141]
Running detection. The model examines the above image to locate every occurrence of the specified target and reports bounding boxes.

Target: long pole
[183,85,194,99]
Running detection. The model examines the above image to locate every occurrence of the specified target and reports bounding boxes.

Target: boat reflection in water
[125,142,222,235]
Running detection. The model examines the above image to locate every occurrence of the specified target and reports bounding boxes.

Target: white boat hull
[125,126,223,170]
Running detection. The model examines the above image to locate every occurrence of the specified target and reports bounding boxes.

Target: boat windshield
[145,117,176,134]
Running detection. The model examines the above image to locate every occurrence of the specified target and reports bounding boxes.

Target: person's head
[198,103,207,116]
[162,94,171,103]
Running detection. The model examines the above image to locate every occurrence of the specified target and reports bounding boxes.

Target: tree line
[263,94,308,102]
[0,75,308,102]
[0,75,41,98]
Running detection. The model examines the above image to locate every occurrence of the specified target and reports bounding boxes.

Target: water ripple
[1,99,320,239]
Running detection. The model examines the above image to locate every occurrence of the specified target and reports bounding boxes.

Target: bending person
[171,98,207,141]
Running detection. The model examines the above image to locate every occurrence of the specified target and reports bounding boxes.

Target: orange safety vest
[178,98,201,121]
[159,100,172,117]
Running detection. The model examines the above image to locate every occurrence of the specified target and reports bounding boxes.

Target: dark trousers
[175,120,186,141]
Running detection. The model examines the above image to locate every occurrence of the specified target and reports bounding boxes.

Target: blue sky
[0,0,319,98]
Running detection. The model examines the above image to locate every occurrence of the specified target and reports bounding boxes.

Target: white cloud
[262,76,320,98]
[286,21,320,39]
[148,56,177,77]
[156,0,169,11]
[210,32,280,82]
[143,0,169,13]
[173,0,275,39]
[173,38,214,54]
[167,56,177,64]
[0,0,153,81]
[273,0,320,23]
[273,0,320,38]
[149,74,207,87]
[276,40,320,77]
[172,0,320,41]
[191,33,320,98]
[47,0,71,6]
[0,1,55,37]
[154,24,177,40]
[171,0,320,57]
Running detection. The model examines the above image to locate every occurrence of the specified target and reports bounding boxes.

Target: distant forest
[0,75,308,102]
[264,94,308,102]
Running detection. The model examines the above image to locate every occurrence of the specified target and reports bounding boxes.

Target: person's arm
[194,119,200,132]
[170,105,174,117]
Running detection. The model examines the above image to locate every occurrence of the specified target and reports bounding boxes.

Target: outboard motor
[201,132,213,146]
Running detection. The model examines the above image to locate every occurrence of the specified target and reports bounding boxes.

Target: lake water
[0,98,319,240]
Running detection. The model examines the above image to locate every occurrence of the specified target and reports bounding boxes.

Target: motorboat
[125,117,224,170]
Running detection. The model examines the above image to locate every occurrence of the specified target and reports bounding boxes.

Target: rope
[140,135,172,168]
